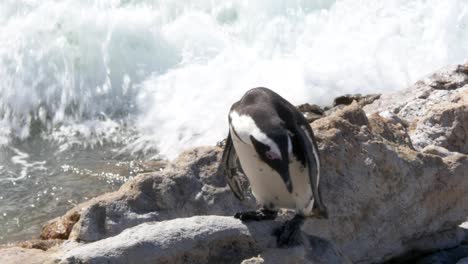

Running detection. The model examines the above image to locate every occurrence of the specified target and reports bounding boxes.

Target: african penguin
[222,87,327,247]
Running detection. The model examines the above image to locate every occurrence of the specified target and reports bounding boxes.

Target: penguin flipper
[221,132,246,201]
[296,124,328,218]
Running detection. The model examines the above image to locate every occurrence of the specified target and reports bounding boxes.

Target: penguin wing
[221,132,246,200]
[295,123,328,218]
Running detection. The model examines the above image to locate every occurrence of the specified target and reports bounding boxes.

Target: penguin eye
[265,150,281,160]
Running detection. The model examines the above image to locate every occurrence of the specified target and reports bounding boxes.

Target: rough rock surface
[296,103,325,123]
[41,147,255,242]
[304,101,468,263]
[40,211,80,240]
[2,63,468,264]
[59,216,262,264]
[1,216,347,264]
[0,247,51,264]
[333,93,381,107]
[56,216,347,264]
[364,63,468,154]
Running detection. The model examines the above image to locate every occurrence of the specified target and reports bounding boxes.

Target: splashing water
[0,0,468,242]
[1,0,468,157]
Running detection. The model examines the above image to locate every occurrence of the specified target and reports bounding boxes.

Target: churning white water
[2,0,468,158]
[0,0,468,242]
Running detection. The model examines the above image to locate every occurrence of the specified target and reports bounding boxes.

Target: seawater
[0,0,467,243]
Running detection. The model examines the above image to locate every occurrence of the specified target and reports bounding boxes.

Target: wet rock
[297,103,324,115]
[333,93,381,107]
[296,103,325,123]
[40,210,80,240]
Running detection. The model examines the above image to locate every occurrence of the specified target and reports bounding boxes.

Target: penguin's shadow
[241,219,348,263]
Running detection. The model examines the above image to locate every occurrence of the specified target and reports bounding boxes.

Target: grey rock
[241,256,265,264]
[364,63,468,155]
[333,93,381,107]
[296,103,325,123]
[56,216,347,264]
[59,216,261,264]
[303,101,468,263]
[296,103,324,115]
[415,245,468,264]
[42,147,256,242]
[0,247,52,264]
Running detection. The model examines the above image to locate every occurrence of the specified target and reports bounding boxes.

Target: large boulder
[56,216,346,264]
[0,216,348,264]
[306,102,468,263]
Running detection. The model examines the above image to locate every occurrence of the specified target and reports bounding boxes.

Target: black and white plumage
[222,87,327,247]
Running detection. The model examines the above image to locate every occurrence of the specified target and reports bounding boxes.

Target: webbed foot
[234,208,278,221]
[274,214,305,248]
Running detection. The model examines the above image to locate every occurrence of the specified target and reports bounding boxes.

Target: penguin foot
[274,214,305,248]
[234,209,278,221]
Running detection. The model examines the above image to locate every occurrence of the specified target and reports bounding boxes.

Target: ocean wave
[1,0,467,158]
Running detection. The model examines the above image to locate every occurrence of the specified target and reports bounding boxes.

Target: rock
[410,100,468,154]
[0,241,81,264]
[421,145,458,157]
[296,103,325,123]
[0,247,52,264]
[42,147,255,242]
[58,216,261,264]
[241,256,264,264]
[333,93,381,107]
[323,93,381,118]
[367,112,414,148]
[364,63,468,154]
[56,216,347,264]
[303,101,468,263]
[384,227,468,263]
[17,239,63,251]
[415,246,468,264]
[427,64,468,90]
[296,103,324,115]
[40,210,80,240]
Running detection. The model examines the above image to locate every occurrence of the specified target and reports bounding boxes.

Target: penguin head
[229,110,293,192]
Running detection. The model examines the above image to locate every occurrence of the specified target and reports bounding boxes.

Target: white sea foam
[1,0,468,158]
